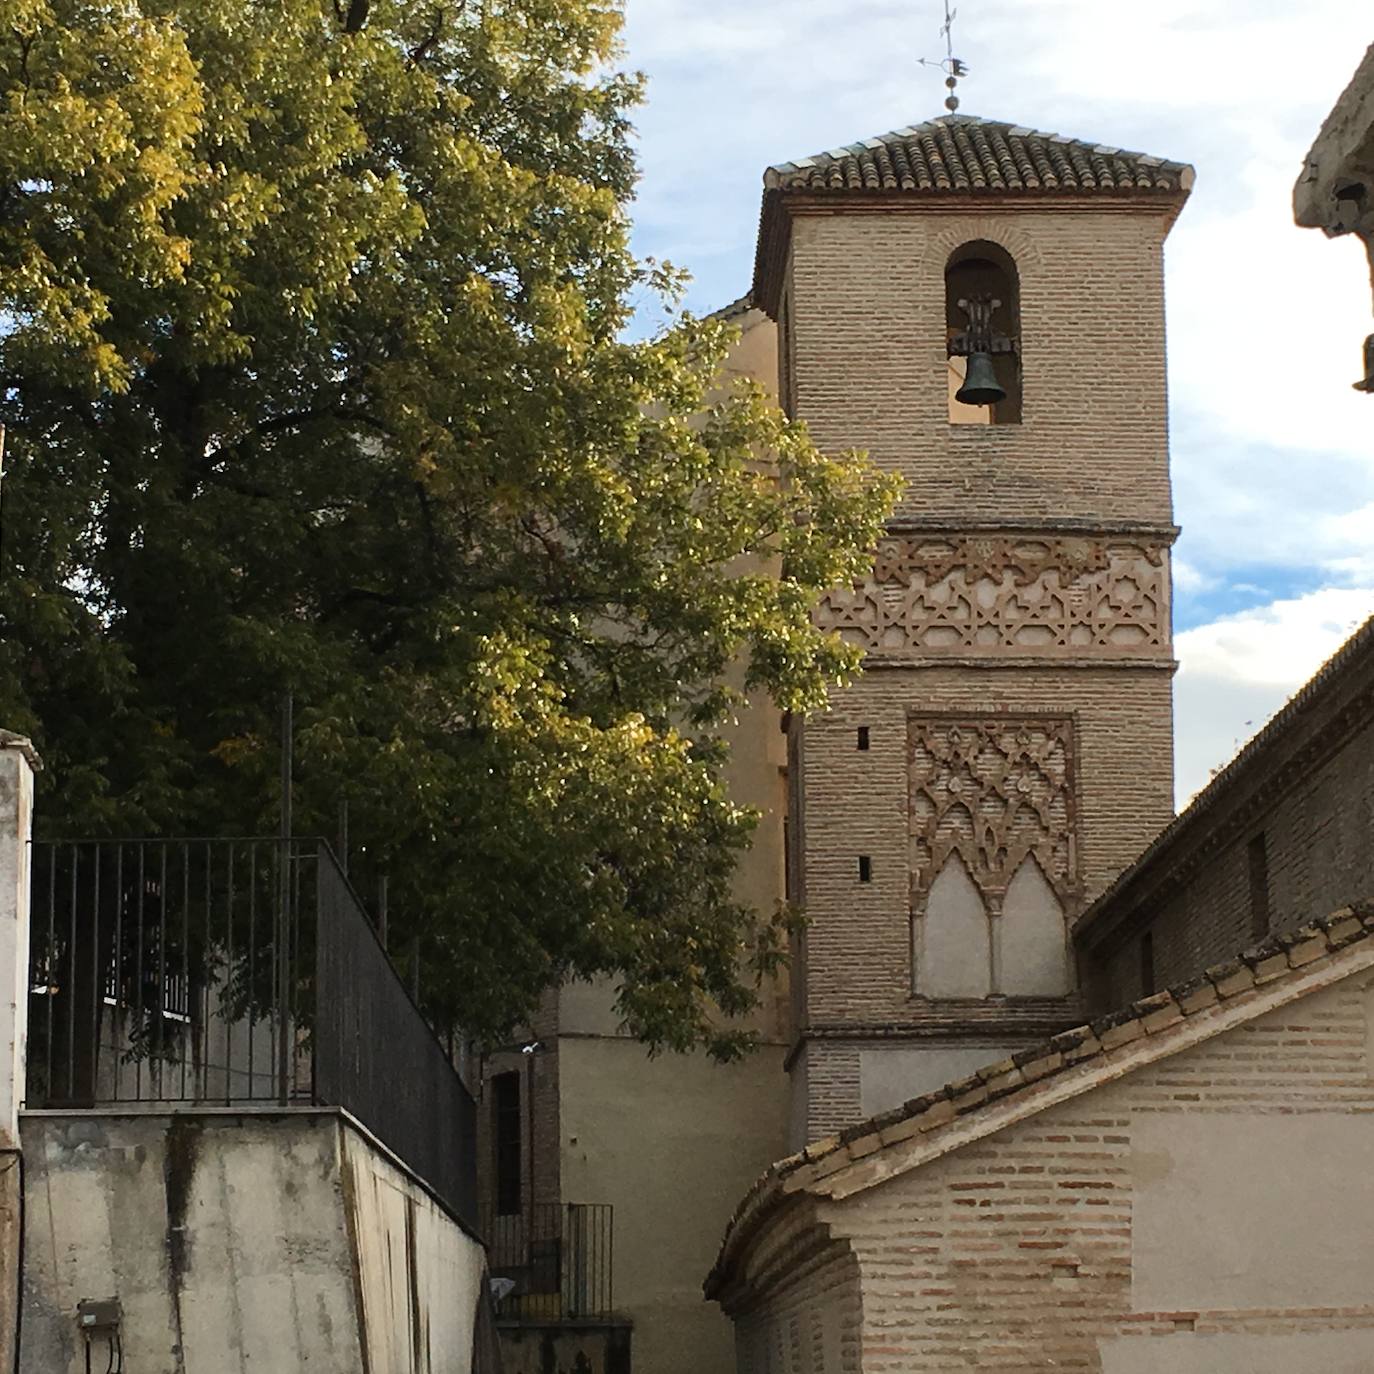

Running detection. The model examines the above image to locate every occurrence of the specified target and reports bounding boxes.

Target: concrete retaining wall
[18,1108,484,1373]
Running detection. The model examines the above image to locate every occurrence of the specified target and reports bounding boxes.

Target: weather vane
[918,0,968,112]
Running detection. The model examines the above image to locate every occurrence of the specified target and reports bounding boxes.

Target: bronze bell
[955,351,1007,407]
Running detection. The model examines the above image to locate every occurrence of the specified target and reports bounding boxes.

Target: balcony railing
[24,837,477,1230]
[485,1203,614,1322]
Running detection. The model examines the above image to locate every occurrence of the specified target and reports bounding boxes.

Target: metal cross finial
[919,0,969,112]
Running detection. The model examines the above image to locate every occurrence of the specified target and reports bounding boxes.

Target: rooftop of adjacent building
[706,894,1374,1300]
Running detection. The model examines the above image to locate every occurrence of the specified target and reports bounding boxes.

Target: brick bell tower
[764,115,1194,1145]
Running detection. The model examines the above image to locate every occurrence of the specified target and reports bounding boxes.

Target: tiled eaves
[750,113,1193,319]
[1074,613,1374,948]
[764,116,1193,196]
[705,899,1374,1300]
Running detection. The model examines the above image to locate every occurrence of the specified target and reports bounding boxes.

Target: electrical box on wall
[76,1297,121,1332]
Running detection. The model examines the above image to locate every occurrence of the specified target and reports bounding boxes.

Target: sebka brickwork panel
[908,713,1080,915]
[797,666,1173,1026]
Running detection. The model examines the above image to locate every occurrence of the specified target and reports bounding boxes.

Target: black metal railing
[485,1203,614,1322]
[25,837,477,1229]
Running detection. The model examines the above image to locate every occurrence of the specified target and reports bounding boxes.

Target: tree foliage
[0,0,898,1056]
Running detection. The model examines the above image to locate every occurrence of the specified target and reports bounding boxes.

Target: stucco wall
[558,1035,789,1374]
[729,972,1374,1371]
[18,1109,483,1373]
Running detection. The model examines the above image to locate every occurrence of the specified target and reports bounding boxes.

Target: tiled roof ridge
[1077,613,1374,936]
[705,897,1374,1298]
[763,114,1193,195]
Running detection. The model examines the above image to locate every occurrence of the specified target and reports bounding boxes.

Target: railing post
[0,733,37,1143]
[0,730,39,1369]
[276,697,292,1107]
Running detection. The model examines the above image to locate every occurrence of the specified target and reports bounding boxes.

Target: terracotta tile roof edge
[763,114,1191,184]
[704,292,756,322]
[704,897,1374,1300]
[752,114,1192,318]
[1075,613,1374,939]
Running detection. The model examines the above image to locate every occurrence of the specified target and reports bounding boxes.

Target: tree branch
[198,406,392,472]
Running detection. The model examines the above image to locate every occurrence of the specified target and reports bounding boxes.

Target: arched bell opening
[945,240,1022,425]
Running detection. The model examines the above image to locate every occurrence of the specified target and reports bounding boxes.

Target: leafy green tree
[0,0,897,1056]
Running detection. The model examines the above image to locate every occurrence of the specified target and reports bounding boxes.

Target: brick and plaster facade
[709,902,1374,1373]
[770,117,1193,1143]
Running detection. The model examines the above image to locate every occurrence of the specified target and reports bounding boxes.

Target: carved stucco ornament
[818,533,1169,656]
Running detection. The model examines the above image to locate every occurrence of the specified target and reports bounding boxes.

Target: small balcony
[485,1202,615,1323]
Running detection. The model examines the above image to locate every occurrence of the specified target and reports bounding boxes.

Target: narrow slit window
[858,855,873,883]
[1248,832,1270,938]
[856,726,870,751]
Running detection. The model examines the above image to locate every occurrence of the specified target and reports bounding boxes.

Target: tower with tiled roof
[770,114,1194,1144]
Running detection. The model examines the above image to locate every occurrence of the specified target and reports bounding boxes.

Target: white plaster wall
[858,1043,1025,1118]
[1098,1330,1374,1373]
[1130,1113,1374,1312]
[919,856,990,997]
[343,1121,484,1374]
[999,858,1070,996]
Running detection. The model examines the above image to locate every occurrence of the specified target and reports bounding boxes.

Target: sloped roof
[765,115,1193,196]
[705,292,756,322]
[1076,613,1374,946]
[706,898,1374,1300]
[752,114,1194,316]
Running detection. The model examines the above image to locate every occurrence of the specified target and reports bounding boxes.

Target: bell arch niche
[909,715,1078,998]
[945,240,1022,426]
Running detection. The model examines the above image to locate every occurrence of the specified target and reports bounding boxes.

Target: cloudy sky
[617,0,1373,807]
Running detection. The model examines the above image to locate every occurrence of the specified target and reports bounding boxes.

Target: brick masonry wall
[476,987,562,1230]
[799,667,1174,1023]
[731,1203,863,1374]
[1081,639,1374,1010]
[782,195,1180,1148]
[791,1041,862,1143]
[786,206,1175,526]
[731,975,1374,1371]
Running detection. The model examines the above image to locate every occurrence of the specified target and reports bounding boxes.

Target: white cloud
[619,1,1374,810]
[1174,587,1374,804]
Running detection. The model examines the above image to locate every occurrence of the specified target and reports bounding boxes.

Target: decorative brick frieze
[814,532,1170,658]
